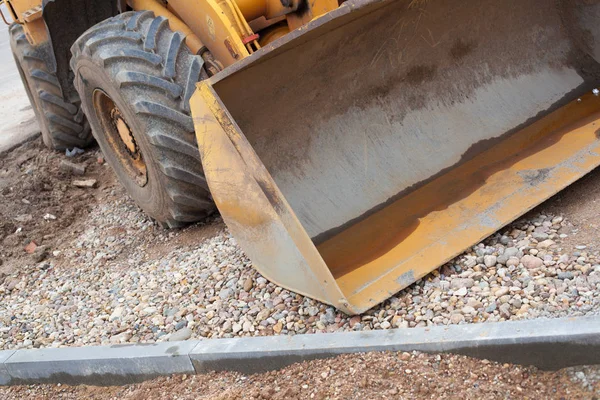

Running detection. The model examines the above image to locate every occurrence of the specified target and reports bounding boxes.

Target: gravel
[1,144,600,349]
[1,189,599,349]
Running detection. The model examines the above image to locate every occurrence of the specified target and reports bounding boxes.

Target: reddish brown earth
[0,352,598,400]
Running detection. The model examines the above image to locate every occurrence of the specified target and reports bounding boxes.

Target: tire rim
[92,89,148,186]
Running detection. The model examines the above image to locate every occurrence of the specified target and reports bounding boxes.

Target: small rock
[109,307,123,321]
[532,232,548,240]
[499,303,511,318]
[461,306,475,314]
[242,320,254,332]
[450,278,474,289]
[349,315,361,329]
[307,306,320,317]
[110,332,132,344]
[60,160,86,175]
[485,302,497,313]
[483,255,497,268]
[323,308,336,324]
[24,241,37,254]
[506,257,520,267]
[169,327,192,341]
[219,288,233,300]
[6,278,19,291]
[273,321,283,333]
[537,239,555,249]
[450,313,465,324]
[505,247,520,257]
[454,287,467,296]
[557,271,575,280]
[521,255,543,269]
[243,278,253,292]
[72,179,97,188]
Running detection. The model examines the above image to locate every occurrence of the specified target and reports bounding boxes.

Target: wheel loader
[3,0,600,314]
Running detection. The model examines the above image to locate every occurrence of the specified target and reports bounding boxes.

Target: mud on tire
[70,11,215,227]
[9,24,92,150]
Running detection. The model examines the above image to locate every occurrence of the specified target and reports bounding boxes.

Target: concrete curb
[1,316,599,386]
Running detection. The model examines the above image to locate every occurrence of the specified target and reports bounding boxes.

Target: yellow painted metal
[191,83,349,311]
[128,0,204,54]
[5,0,47,44]
[222,0,260,52]
[235,0,300,21]
[258,23,289,46]
[168,0,248,67]
[192,80,600,314]
[21,15,45,44]
[6,0,38,19]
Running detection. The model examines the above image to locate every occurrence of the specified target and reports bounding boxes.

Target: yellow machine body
[5,0,600,313]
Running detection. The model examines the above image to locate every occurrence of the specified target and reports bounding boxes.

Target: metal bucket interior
[196,0,600,312]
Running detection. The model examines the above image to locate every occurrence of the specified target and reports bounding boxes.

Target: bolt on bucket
[191,0,600,314]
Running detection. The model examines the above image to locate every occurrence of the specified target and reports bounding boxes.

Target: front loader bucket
[191,0,600,314]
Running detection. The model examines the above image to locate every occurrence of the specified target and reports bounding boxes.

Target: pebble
[537,240,555,249]
[451,278,474,289]
[169,328,192,341]
[483,255,497,268]
[72,179,97,188]
[243,278,254,292]
[450,313,465,324]
[59,160,86,175]
[521,255,543,269]
[175,320,187,330]
[557,272,575,280]
[506,257,520,267]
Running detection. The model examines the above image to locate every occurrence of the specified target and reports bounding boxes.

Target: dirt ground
[0,138,224,281]
[0,351,598,399]
[0,139,108,277]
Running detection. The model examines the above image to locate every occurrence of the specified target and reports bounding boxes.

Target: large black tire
[70,11,214,227]
[9,24,92,150]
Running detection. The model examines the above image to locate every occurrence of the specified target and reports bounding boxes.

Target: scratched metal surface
[211,0,600,242]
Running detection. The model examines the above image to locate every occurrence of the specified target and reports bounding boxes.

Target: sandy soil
[0,351,598,399]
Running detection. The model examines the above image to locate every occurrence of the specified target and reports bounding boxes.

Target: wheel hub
[93,89,148,187]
